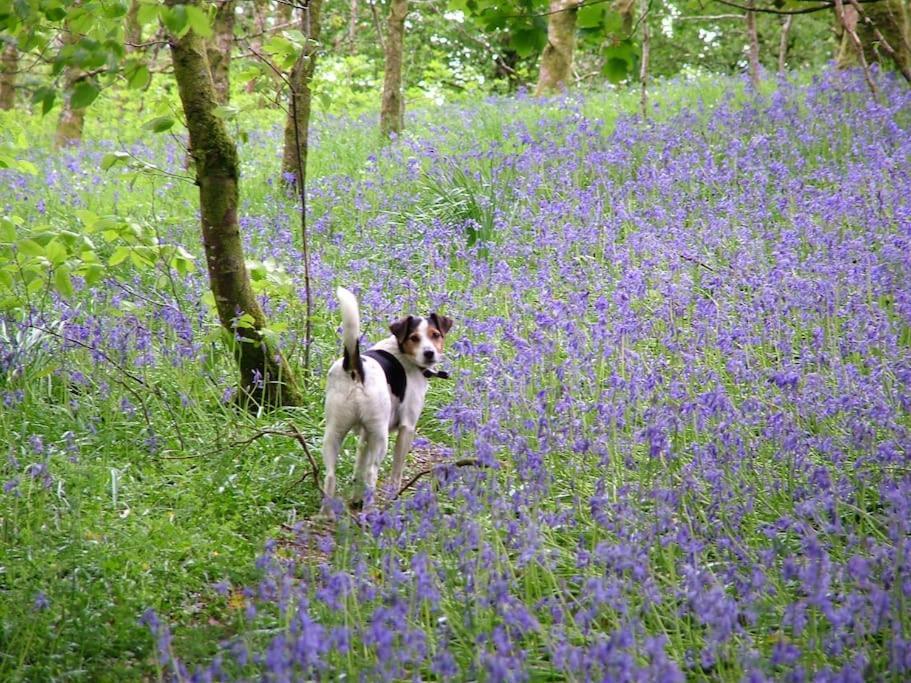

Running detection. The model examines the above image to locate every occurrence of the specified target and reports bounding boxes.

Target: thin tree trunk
[614,0,635,36]
[639,0,650,117]
[380,0,407,137]
[535,0,579,96]
[348,0,359,53]
[207,0,235,105]
[0,42,17,110]
[838,0,911,76]
[281,0,323,185]
[55,65,86,147]
[834,0,880,97]
[846,0,911,83]
[778,15,793,74]
[125,0,142,50]
[166,0,302,408]
[745,0,761,88]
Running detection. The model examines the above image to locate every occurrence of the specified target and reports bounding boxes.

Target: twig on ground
[392,458,485,500]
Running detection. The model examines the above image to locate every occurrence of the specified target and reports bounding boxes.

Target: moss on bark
[167,0,302,408]
[535,0,579,96]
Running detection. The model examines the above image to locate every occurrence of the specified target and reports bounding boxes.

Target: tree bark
[207,0,235,105]
[380,0,407,137]
[778,15,793,74]
[348,0,359,53]
[834,0,880,97]
[614,0,635,36]
[281,0,323,185]
[535,0,579,96]
[837,0,910,76]
[125,0,142,51]
[167,0,302,408]
[55,67,86,147]
[639,0,650,117]
[745,0,761,88]
[0,41,17,110]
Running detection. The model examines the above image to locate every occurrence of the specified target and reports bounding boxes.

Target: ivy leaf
[70,80,100,109]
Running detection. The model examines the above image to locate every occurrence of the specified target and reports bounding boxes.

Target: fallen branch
[392,457,486,500]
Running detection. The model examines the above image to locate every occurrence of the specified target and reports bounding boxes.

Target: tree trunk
[0,41,17,110]
[166,0,302,408]
[614,0,635,36]
[125,0,142,51]
[348,0,359,53]
[281,0,323,185]
[778,15,793,74]
[535,0,579,96]
[380,0,407,137]
[834,0,880,96]
[55,65,86,147]
[745,0,761,88]
[837,0,911,75]
[207,0,235,105]
[639,0,649,117]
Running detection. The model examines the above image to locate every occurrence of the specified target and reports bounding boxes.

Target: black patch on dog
[343,342,365,383]
[364,349,407,402]
[390,315,420,351]
[427,313,453,336]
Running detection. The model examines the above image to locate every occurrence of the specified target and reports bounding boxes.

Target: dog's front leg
[390,425,415,492]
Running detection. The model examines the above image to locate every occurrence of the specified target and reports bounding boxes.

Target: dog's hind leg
[390,425,415,493]
[350,428,369,509]
[320,419,347,517]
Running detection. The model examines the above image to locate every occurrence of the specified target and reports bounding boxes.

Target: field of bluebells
[2,70,911,681]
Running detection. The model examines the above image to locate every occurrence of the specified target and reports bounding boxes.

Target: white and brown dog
[321,287,452,514]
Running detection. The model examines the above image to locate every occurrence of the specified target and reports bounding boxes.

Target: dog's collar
[423,369,450,379]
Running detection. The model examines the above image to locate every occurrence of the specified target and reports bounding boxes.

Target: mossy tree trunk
[55,65,87,147]
[380,0,407,138]
[837,0,911,75]
[207,0,235,105]
[0,41,17,110]
[745,0,761,88]
[535,0,579,96]
[281,0,323,185]
[167,0,302,408]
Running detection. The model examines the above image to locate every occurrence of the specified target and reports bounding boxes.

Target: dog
[321,287,453,514]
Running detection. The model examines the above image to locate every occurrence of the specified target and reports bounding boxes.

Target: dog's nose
[423,349,435,361]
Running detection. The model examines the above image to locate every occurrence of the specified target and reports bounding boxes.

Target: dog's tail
[336,286,364,381]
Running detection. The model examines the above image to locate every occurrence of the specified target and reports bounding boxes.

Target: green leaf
[142,115,175,133]
[54,265,74,298]
[18,239,45,257]
[101,151,131,170]
[603,40,636,83]
[70,80,100,109]
[33,86,56,115]
[137,1,159,26]
[185,4,212,38]
[127,63,151,90]
[45,239,68,265]
[109,246,130,266]
[510,28,540,59]
[577,4,604,29]
[81,263,106,286]
[75,209,99,231]
[0,217,16,242]
[161,4,189,36]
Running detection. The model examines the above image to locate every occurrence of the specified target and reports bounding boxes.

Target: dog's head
[390,313,453,369]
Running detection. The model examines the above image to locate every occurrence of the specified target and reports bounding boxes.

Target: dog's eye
[431,331,441,339]
[410,334,420,342]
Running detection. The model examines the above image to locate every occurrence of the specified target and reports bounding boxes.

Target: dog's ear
[390,315,416,345]
[428,313,453,336]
